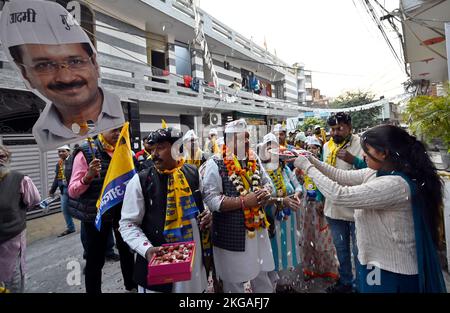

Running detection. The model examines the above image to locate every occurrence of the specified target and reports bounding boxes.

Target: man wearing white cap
[203,128,219,157]
[201,119,275,293]
[312,125,325,147]
[183,130,206,169]
[294,132,307,149]
[49,145,75,237]
[0,0,125,151]
[272,123,288,149]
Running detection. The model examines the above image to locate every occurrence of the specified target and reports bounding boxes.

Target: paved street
[25,228,127,293]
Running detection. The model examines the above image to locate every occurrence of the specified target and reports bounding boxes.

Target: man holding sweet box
[119,126,210,293]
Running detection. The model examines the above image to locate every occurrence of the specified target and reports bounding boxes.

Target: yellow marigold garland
[222,145,270,238]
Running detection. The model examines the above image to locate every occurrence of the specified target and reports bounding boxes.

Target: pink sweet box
[147,241,196,286]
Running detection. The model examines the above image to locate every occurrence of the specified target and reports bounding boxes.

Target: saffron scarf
[98,134,115,153]
[267,165,296,221]
[268,167,287,197]
[325,137,349,166]
[223,145,270,233]
[57,159,65,181]
[158,159,200,243]
[212,140,219,155]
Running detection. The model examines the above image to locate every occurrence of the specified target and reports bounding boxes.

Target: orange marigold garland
[223,145,270,238]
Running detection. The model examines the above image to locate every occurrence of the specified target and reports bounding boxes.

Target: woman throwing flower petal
[293,124,446,293]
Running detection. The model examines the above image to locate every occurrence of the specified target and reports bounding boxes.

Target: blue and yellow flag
[95,122,136,231]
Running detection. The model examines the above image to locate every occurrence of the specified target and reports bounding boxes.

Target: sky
[199,0,408,100]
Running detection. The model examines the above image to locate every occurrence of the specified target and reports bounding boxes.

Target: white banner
[294,93,412,117]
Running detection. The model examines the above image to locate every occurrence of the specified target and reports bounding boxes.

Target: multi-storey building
[0,0,309,209]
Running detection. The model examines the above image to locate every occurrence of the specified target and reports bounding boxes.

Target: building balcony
[90,0,291,77]
[0,50,301,118]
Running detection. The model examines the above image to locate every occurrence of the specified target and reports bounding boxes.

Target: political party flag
[95,122,136,230]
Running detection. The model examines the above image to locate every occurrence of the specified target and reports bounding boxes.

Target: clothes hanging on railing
[183,75,193,88]
[191,78,200,92]
[151,67,170,77]
[249,75,260,93]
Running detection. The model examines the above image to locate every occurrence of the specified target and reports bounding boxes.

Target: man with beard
[119,127,210,293]
[67,127,136,293]
[0,145,40,293]
[0,0,124,151]
[202,119,275,293]
[322,112,363,293]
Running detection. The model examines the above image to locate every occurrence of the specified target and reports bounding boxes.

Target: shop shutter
[1,134,61,217]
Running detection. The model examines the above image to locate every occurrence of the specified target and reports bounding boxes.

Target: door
[151,50,166,91]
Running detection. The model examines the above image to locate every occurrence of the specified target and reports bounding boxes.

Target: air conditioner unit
[210,113,222,126]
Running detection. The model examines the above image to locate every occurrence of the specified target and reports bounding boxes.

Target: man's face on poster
[16,43,100,112]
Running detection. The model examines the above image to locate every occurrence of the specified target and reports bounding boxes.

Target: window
[175,45,191,76]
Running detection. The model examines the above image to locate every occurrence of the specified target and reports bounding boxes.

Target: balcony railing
[98,53,301,116]
[0,46,301,117]
[141,0,295,76]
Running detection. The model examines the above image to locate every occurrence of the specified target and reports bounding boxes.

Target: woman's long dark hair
[361,124,443,244]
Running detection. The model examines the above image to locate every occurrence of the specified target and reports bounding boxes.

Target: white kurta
[212,230,275,283]
[119,174,208,293]
[201,157,275,283]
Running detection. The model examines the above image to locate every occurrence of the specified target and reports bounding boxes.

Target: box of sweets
[147,241,195,285]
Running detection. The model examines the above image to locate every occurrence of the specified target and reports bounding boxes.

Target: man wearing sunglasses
[0,0,124,151]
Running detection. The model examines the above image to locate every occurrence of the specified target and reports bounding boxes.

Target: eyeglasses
[19,56,93,74]
[0,154,8,160]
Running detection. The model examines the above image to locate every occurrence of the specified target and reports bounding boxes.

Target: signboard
[233,112,266,126]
